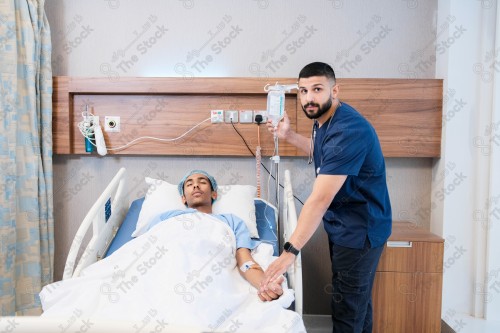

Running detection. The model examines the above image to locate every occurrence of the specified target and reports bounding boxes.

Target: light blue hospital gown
[146,208,261,250]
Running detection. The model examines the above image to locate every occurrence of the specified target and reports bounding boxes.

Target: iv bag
[267,89,285,127]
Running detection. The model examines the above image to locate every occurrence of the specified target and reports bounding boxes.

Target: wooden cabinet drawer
[377,241,443,273]
[376,222,444,273]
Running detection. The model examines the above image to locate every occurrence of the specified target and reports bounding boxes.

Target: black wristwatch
[283,242,300,256]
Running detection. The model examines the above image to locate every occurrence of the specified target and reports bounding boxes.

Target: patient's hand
[258,275,285,302]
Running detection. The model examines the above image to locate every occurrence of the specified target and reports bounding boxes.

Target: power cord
[78,112,212,153]
[106,117,211,151]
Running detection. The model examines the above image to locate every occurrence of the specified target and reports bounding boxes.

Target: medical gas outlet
[104,116,121,132]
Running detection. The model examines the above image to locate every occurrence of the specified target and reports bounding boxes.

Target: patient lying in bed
[152,169,284,302]
[40,170,306,332]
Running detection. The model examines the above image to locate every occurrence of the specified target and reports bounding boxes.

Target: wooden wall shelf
[52,77,443,157]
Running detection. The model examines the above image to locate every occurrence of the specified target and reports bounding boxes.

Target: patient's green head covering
[178,169,218,197]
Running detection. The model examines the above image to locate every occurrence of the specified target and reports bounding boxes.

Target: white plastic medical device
[94,124,108,156]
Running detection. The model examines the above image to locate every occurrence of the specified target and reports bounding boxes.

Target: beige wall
[46,0,439,314]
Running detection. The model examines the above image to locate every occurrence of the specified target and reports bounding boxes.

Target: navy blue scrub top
[313,102,392,249]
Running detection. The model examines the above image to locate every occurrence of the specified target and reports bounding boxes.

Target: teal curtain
[0,0,54,315]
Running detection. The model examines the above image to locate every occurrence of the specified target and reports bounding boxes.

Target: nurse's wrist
[284,130,299,144]
[284,241,300,256]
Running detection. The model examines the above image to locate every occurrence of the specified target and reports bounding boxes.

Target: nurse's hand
[262,252,295,287]
[266,112,291,140]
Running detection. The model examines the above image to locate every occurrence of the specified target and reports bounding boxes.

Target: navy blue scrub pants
[329,238,384,333]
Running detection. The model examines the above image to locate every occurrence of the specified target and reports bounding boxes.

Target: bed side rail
[283,169,303,316]
[63,167,129,279]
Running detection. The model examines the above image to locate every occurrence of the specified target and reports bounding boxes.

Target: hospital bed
[62,167,303,316]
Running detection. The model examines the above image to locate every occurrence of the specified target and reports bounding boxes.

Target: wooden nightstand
[372,222,444,333]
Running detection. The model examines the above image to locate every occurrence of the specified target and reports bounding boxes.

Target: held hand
[262,252,295,287]
[257,275,285,302]
[266,112,291,140]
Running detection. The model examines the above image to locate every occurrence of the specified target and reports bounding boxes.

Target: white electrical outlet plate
[224,110,238,123]
[211,110,224,123]
[253,110,268,124]
[104,116,121,132]
[239,110,253,123]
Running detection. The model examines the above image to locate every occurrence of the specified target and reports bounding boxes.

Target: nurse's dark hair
[298,62,336,83]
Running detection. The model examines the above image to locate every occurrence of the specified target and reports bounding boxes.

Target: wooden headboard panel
[52,77,442,157]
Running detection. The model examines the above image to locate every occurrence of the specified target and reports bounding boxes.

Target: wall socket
[239,110,253,123]
[211,110,224,123]
[224,110,238,123]
[253,110,268,124]
[104,116,121,132]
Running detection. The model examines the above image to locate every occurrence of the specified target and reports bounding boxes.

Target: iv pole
[272,132,281,249]
[264,82,298,251]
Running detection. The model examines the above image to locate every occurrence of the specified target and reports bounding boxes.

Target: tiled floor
[302,315,331,333]
[302,314,500,333]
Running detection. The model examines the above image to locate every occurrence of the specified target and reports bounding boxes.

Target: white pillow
[132,178,258,238]
[213,184,258,238]
[131,178,185,237]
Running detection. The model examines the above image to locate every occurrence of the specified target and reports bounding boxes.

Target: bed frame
[63,167,303,315]
[62,168,129,279]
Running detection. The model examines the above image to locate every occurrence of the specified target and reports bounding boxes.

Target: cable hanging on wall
[78,105,211,156]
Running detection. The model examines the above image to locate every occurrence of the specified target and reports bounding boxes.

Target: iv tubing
[256,125,262,198]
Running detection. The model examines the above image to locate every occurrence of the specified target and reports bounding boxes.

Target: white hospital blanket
[40,212,306,333]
